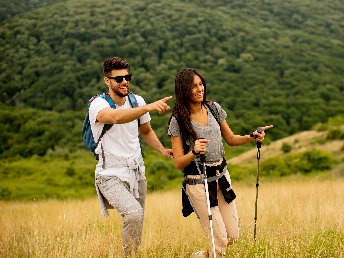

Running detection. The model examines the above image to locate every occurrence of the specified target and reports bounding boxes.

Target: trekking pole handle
[256,127,263,149]
[198,137,206,163]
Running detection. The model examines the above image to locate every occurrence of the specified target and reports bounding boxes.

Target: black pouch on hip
[218,176,236,203]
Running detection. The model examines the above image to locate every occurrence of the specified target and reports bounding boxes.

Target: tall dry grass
[1,179,343,258]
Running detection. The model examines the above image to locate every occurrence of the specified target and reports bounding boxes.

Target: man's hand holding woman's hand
[161,148,173,159]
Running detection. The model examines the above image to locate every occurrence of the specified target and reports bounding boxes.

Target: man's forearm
[141,130,165,153]
[98,106,149,124]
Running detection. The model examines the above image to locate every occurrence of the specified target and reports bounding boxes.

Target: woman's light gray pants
[96,175,147,257]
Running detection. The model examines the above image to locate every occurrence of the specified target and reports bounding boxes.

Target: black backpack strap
[205,101,221,125]
[96,124,113,147]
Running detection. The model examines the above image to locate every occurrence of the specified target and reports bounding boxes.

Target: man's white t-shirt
[89,94,150,181]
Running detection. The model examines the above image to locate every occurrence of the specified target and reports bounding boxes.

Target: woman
[168,68,272,257]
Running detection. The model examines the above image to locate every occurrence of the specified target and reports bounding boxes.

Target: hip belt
[184,167,227,185]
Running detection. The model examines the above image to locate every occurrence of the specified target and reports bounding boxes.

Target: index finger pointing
[161,96,173,103]
[262,125,273,131]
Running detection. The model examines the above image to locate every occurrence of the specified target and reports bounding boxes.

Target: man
[89,56,173,257]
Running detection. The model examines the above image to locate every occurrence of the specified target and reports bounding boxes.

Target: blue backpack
[82,92,139,159]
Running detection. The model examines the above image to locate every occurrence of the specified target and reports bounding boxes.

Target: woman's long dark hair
[169,68,207,148]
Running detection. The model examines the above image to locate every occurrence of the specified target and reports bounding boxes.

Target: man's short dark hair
[102,57,130,76]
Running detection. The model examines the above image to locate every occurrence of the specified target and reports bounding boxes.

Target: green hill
[0,0,343,200]
[228,116,344,180]
[1,0,343,144]
[0,116,343,200]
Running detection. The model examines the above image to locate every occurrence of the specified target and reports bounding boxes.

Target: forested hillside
[0,0,56,21]
[0,0,343,158]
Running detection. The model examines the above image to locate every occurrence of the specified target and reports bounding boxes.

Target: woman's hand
[193,138,210,154]
[250,125,273,142]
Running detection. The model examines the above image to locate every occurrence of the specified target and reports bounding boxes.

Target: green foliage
[0,105,84,158]
[143,149,183,192]
[314,115,344,132]
[146,160,179,191]
[0,0,57,21]
[0,0,343,144]
[327,128,344,140]
[261,149,334,177]
[0,151,96,200]
[261,156,291,177]
[0,0,344,200]
[290,149,333,173]
[228,164,255,182]
[281,142,292,153]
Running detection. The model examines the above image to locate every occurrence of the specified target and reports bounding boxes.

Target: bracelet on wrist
[192,149,199,156]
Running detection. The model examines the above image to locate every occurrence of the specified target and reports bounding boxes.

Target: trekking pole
[253,127,263,241]
[200,153,217,258]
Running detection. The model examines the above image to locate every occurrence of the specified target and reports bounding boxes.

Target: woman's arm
[221,120,272,146]
[171,136,195,169]
[220,120,254,146]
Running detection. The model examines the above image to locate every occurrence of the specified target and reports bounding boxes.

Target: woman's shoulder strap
[205,101,220,125]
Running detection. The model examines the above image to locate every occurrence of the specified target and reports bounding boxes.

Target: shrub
[287,149,333,173]
[0,187,12,200]
[281,142,292,153]
[261,157,291,177]
[327,128,344,140]
[65,166,76,177]
[147,160,179,191]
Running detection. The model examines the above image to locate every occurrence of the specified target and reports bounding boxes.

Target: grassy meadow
[1,179,343,258]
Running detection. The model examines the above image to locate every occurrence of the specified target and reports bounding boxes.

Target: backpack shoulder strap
[127,92,139,107]
[205,101,221,125]
[127,92,140,127]
[103,93,116,108]
[89,93,117,149]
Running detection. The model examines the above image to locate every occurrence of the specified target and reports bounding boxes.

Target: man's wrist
[160,147,167,154]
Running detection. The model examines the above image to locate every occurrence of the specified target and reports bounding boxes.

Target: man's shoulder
[90,95,108,104]
[89,95,110,112]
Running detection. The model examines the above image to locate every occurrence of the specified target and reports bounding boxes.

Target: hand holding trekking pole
[193,138,209,155]
[250,125,274,145]
[252,125,273,241]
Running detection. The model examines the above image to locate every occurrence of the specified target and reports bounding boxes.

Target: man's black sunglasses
[108,74,132,83]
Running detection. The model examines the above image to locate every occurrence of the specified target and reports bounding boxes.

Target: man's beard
[111,85,129,97]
